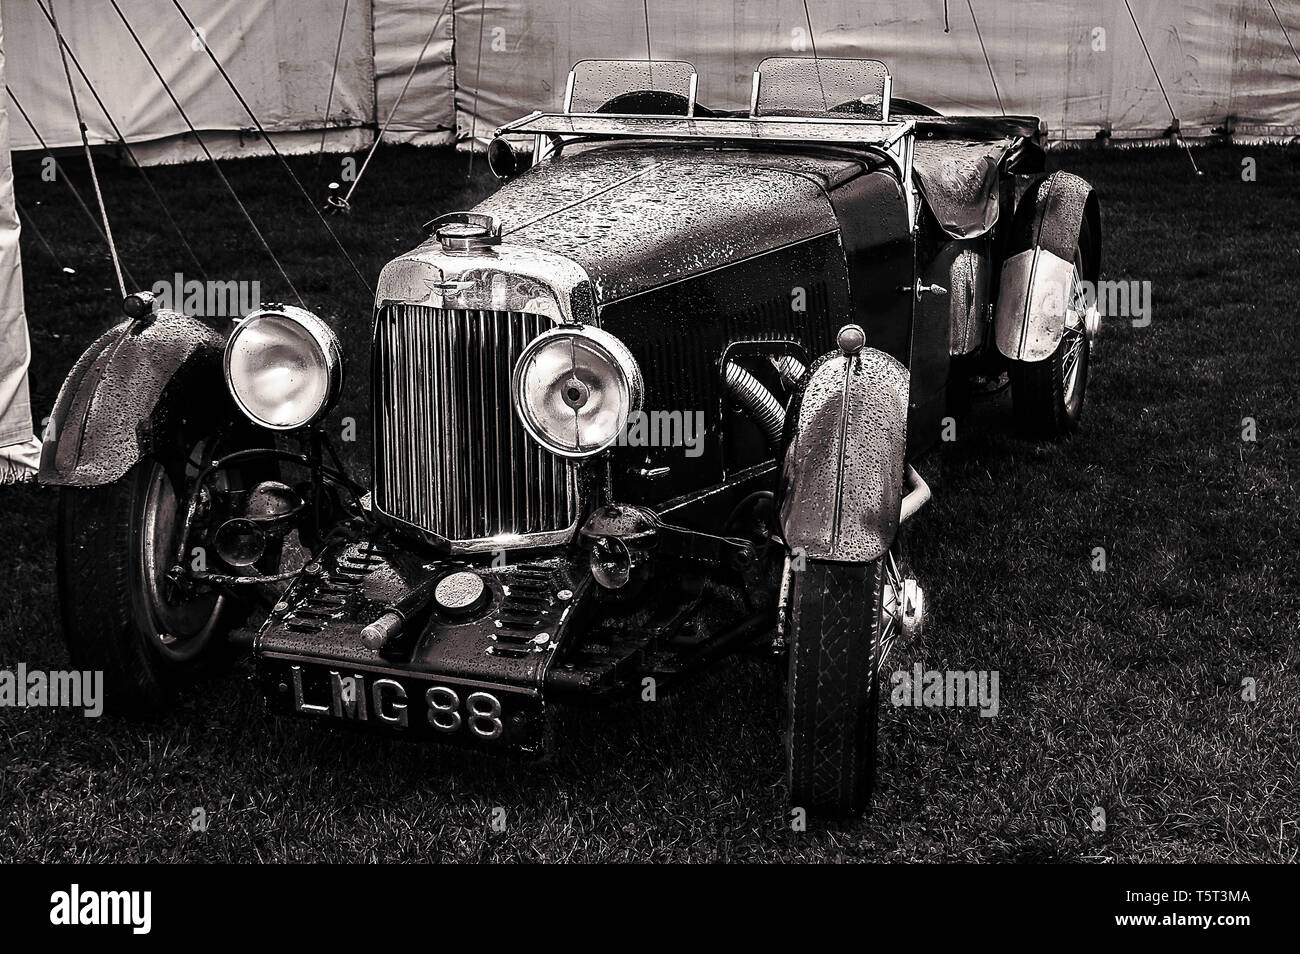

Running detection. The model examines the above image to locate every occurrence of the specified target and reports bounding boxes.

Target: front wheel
[786,558,887,818]
[57,426,275,714]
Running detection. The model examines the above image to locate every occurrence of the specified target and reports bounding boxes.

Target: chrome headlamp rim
[511,324,643,459]
[223,304,343,432]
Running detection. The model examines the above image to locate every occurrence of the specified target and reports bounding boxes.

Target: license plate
[260,655,548,754]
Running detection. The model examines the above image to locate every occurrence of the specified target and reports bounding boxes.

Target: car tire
[1009,224,1094,440]
[57,419,276,715]
[786,557,885,818]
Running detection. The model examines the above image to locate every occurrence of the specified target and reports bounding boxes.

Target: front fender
[779,344,909,563]
[994,171,1101,362]
[39,310,228,486]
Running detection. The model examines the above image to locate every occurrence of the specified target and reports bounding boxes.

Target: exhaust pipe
[900,465,931,524]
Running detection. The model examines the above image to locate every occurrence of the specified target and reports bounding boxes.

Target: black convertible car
[42,57,1101,817]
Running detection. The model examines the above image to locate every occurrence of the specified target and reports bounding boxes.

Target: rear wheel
[1010,227,1094,439]
[786,558,888,818]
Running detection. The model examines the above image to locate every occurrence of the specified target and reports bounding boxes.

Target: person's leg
[0,193,37,485]
[0,435,39,484]
[0,21,38,487]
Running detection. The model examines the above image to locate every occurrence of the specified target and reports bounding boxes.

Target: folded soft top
[908,114,1044,239]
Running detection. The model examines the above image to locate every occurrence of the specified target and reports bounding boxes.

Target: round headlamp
[224,306,342,431]
[512,326,643,458]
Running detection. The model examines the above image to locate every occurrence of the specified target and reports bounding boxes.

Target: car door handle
[899,283,949,299]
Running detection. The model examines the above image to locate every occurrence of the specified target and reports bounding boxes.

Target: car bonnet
[470,143,875,305]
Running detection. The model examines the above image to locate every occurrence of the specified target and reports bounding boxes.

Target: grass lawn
[0,140,1296,862]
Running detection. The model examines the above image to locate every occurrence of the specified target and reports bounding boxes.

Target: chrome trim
[424,212,503,252]
[372,304,578,552]
[511,325,645,459]
[899,465,931,525]
[495,112,915,144]
[372,506,580,554]
[563,72,576,113]
[490,113,917,231]
[372,241,602,551]
[376,241,599,326]
[223,305,343,432]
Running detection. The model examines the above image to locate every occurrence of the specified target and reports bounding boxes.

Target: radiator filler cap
[435,571,488,616]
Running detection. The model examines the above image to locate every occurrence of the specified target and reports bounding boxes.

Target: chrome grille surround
[372,304,578,550]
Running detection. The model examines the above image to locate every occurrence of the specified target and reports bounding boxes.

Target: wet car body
[46,58,1101,812]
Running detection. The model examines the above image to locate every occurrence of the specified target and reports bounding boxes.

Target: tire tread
[787,559,885,817]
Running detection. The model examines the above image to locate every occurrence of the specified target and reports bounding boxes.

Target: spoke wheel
[877,550,905,678]
[134,455,225,664]
[58,412,277,714]
[1060,245,1090,414]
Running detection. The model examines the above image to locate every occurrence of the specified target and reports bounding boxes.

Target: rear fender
[994,171,1101,362]
[779,343,909,563]
[39,310,231,486]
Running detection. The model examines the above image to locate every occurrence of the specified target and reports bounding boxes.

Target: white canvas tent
[1,0,459,162]
[450,0,1300,143]
[1,0,1298,480]
[3,0,1298,162]
[4,0,384,163]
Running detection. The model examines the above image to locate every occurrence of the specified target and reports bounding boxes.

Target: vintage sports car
[42,58,1101,817]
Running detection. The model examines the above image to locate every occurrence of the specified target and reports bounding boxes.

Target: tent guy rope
[966,0,1004,116]
[6,85,137,289]
[1123,0,1201,174]
[107,0,304,306]
[169,0,373,296]
[48,0,126,299]
[317,0,353,167]
[34,0,207,281]
[337,0,453,212]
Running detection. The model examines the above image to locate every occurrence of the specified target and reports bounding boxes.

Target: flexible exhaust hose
[723,362,786,447]
[769,355,806,390]
[728,354,930,525]
[729,358,931,525]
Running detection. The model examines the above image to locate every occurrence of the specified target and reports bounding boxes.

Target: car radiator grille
[373,305,575,542]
